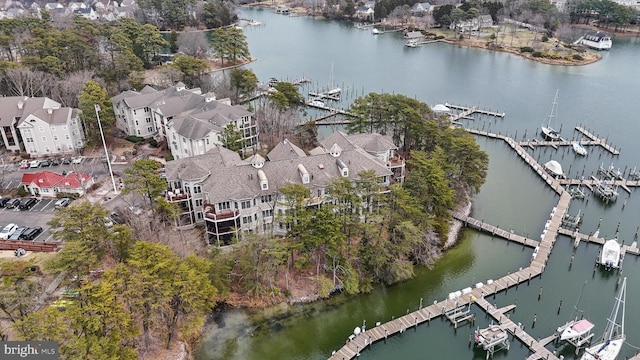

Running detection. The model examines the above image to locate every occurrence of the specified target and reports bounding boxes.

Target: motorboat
[599,238,621,269]
[405,39,418,48]
[579,31,612,50]
[572,141,587,156]
[561,319,595,341]
[594,180,619,202]
[474,324,509,350]
[581,278,626,360]
[541,89,561,140]
[372,28,380,35]
[544,160,564,178]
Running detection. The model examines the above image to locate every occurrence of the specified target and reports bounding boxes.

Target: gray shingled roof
[164,146,241,181]
[266,139,307,161]
[320,131,356,151]
[171,115,220,140]
[0,96,75,126]
[165,133,393,204]
[347,133,397,153]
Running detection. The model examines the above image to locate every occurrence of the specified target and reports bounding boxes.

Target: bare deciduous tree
[3,68,56,98]
[52,70,97,107]
[177,29,210,59]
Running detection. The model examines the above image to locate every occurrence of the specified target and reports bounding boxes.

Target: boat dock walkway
[445,103,506,119]
[557,228,640,255]
[574,126,619,155]
[328,190,571,360]
[451,212,539,247]
[559,177,640,194]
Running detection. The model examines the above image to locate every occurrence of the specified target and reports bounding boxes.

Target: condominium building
[164,131,404,246]
[0,96,85,156]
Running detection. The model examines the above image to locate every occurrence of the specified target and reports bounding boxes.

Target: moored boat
[561,319,595,341]
[579,31,612,51]
[599,238,621,269]
[580,278,626,360]
[572,141,587,156]
[541,90,561,140]
[474,324,509,350]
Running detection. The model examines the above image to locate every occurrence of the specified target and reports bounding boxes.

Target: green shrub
[18,186,28,197]
[541,35,549,42]
[572,54,584,61]
[459,34,464,40]
[550,54,562,59]
[520,46,534,53]
[149,138,158,147]
[57,192,80,199]
[165,154,174,161]
[125,135,145,144]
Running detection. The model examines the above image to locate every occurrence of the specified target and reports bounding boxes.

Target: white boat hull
[573,142,587,156]
[541,126,560,140]
[560,319,594,341]
[599,239,621,268]
[580,39,612,50]
[581,338,624,360]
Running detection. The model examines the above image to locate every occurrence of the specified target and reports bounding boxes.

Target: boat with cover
[474,324,509,350]
[581,277,626,360]
[561,319,595,341]
[579,31,612,50]
[599,238,621,269]
[573,141,588,156]
[541,89,561,140]
[544,160,565,178]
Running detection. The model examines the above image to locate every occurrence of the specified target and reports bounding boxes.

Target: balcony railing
[388,155,405,167]
[204,207,240,221]
[167,192,190,201]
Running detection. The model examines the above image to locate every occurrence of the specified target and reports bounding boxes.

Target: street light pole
[94,104,118,195]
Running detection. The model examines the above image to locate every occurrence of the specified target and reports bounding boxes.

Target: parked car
[9,226,28,240]
[19,198,38,210]
[54,198,71,208]
[71,157,83,164]
[0,198,10,208]
[5,199,21,209]
[110,211,124,224]
[61,157,71,165]
[0,223,18,239]
[19,160,30,169]
[49,158,60,166]
[19,226,43,240]
[29,160,41,168]
[40,159,51,167]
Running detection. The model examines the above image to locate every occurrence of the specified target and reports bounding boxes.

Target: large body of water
[195,8,640,360]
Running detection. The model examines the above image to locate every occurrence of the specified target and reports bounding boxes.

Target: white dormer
[297,164,310,184]
[329,143,342,157]
[336,159,349,177]
[205,92,216,102]
[250,154,265,169]
[175,82,186,91]
[258,169,268,190]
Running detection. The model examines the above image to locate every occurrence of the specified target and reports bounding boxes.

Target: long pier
[328,190,571,360]
[445,103,506,119]
[328,116,635,360]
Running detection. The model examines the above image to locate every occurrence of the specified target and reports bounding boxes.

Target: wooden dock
[559,177,639,194]
[445,103,506,119]
[575,126,619,155]
[452,212,539,247]
[328,191,571,360]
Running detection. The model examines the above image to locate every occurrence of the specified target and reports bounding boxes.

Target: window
[194,185,201,194]
[65,134,70,140]
[25,137,34,143]
[146,117,151,123]
[23,129,31,134]
[219,201,230,210]
[262,209,273,218]
[144,107,150,112]
[206,138,209,145]
[195,199,203,206]
[260,194,273,203]
[134,110,137,115]
[135,120,139,125]
[242,216,252,224]
[182,138,186,143]
[197,212,203,220]
[44,146,50,152]
[56,145,61,151]
[67,144,73,150]
[137,130,141,135]
[172,133,176,140]
[29,147,36,153]
[50,125,56,131]
[241,200,251,209]
[53,135,58,141]
[41,136,47,142]
[62,125,68,130]
[147,127,153,132]
[38,126,44,132]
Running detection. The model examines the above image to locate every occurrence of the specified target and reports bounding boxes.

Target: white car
[71,157,84,164]
[0,223,19,240]
[29,160,41,168]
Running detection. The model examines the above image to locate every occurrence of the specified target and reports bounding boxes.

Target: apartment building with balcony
[164,131,402,246]
[0,96,85,157]
[112,83,258,158]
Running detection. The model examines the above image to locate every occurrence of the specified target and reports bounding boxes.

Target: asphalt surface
[0,156,131,243]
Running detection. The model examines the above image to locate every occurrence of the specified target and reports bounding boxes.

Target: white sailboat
[541,89,561,141]
[558,282,595,343]
[599,238,622,269]
[581,277,626,360]
[326,63,341,96]
[573,141,588,156]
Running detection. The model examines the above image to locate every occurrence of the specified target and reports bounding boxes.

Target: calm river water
[195,8,640,360]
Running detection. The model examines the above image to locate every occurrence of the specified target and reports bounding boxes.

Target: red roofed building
[21,171,94,198]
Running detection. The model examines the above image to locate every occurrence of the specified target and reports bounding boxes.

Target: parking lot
[0,198,60,242]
